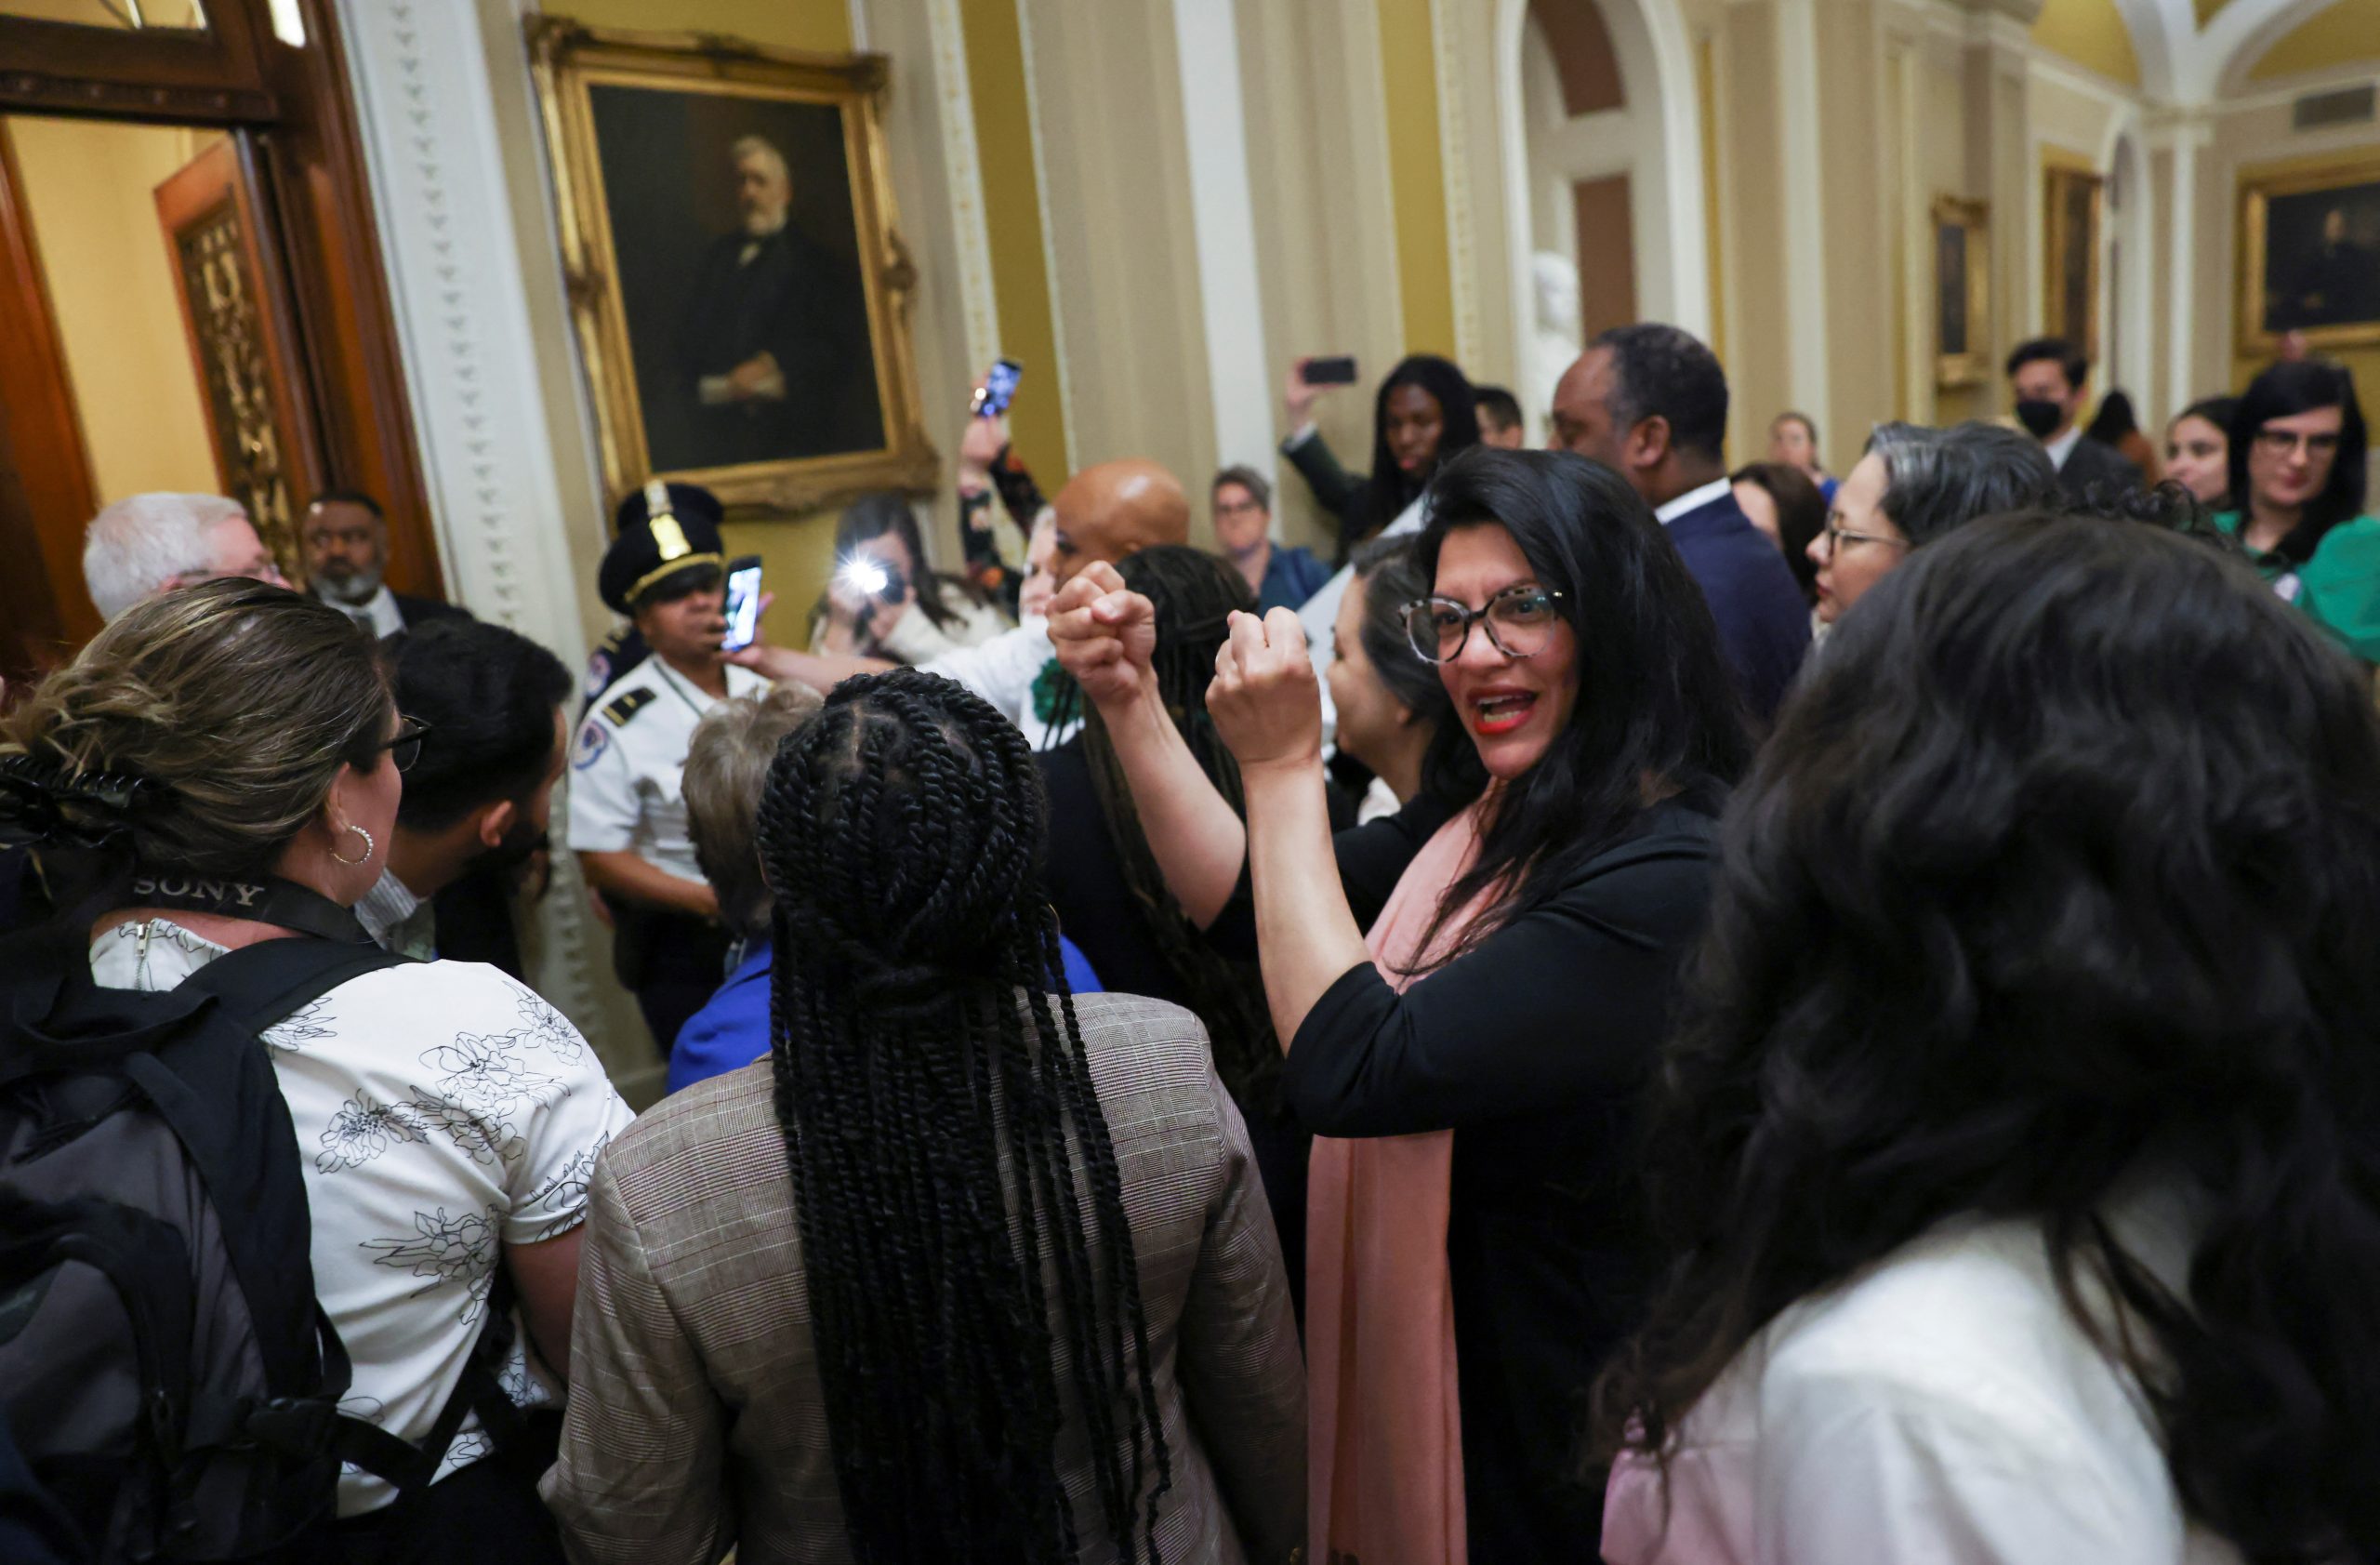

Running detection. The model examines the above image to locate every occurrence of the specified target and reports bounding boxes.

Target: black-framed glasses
[1818,521,1911,557]
[375,716,432,774]
[2251,427,2342,458]
[1401,585,1567,664]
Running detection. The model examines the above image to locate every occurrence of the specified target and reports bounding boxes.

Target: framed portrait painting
[1932,195,1991,388]
[529,19,934,511]
[2042,161,2102,365]
[2236,152,2380,355]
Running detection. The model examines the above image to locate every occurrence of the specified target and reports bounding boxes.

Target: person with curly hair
[1596,511,2380,1562]
[545,669,1304,1565]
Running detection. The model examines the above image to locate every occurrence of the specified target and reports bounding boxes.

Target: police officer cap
[599,480,727,614]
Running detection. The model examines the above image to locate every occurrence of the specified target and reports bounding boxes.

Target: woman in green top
[2215,360,2378,665]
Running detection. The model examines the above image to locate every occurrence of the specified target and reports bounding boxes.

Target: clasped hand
[1047,564,1322,771]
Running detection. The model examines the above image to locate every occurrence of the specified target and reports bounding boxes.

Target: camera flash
[840,557,889,597]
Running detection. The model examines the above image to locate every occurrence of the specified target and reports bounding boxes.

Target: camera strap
[104,867,375,945]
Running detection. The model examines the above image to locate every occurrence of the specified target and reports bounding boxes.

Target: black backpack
[0,927,522,1561]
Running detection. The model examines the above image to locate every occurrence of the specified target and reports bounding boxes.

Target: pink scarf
[1306,802,1490,1565]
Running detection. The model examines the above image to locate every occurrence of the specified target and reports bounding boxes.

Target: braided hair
[1068,547,1283,1117]
[754,668,1171,1563]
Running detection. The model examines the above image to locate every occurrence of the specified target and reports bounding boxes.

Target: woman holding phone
[1048,447,1750,1561]
[811,492,1010,664]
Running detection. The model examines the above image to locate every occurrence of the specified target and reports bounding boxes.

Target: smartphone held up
[972,358,1023,418]
[721,555,763,652]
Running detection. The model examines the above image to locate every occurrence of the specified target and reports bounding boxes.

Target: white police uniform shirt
[565,657,770,884]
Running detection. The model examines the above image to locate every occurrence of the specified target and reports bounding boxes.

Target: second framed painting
[1933,194,1991,388]
[2236,151,2380,354]
[530,19,935,511]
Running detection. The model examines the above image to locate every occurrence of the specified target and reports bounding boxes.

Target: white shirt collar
[2043,426,2082,471]
[1654,477,1735,525]
[316,580,404,639]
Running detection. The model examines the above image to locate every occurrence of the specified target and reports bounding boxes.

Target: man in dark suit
[2005,338,2142,505]
[1549,324,1811,723]
[300,489,470,638]
[663,134,882,471]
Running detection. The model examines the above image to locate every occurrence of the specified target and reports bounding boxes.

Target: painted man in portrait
[671,134,883,468]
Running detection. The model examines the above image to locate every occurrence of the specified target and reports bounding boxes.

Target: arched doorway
[1496,0,1708,424]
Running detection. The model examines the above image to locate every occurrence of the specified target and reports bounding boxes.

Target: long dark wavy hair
[1592,513,2380,1561]
[2228,359,2370,562]
[756,669,1171,1563]
[1409,449,1751,967]
[1074,546,1283,1115]
[1354,354,1482,543]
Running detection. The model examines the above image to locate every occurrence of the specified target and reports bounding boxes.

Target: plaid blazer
[541,991,1306,1564]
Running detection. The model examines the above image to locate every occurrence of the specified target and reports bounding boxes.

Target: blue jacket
[668,937,1105,1094]
[1664,491,1812,724]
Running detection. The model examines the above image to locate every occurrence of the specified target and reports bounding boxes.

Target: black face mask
[2015,399,2067,439]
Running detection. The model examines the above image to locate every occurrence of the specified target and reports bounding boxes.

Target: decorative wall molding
[331,0,624,1068]
[1778,0,1831,431]
[923,0,1002,379]
[1431,0,1485,370]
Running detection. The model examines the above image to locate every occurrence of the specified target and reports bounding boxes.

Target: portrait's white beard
[741,201,789,238]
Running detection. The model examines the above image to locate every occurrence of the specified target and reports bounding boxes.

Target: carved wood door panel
[153,131,323,579]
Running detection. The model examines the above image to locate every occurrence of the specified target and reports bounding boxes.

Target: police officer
[566,480,770,1053]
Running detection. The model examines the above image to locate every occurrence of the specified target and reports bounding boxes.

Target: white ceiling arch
[2104,0,2347,103]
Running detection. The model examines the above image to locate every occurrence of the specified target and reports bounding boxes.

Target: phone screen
[1302,355,1358,386]
[721,559,763,652]
[974,358,1024,418]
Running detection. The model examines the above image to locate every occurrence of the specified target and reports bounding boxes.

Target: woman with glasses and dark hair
[2215,359,2379,664]
[1050,447,1749,1561]
[0,579,629,1557]
[1807,421,2058,624]
[1596,512,2380,1563]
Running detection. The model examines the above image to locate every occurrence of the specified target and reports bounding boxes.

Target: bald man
[734,458,1191,745]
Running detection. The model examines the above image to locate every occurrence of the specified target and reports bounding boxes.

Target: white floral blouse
[91,921,635,1517]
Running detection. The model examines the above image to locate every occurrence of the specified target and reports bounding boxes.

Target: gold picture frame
[2042,158,2102,365]
[528,18,934,514]
[1932,194,1992,388]
[2235,150,2380,355]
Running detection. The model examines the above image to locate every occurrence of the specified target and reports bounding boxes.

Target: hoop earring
[334,825,375,867]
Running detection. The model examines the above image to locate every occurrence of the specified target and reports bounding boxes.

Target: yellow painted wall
[1377,0,1457,356]
[2192,0,2232,22]
[2248,0,2380,80]
[2030,0,2142,87]
[961,0,1067,483]
[6,116,219,507]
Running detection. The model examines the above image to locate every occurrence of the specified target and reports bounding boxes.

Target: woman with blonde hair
[0,579,628,1560]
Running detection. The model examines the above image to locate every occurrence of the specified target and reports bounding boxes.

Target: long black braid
[754,667,1172,1563]
[1057,546,1284,1118]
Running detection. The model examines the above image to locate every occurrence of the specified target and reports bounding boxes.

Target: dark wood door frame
[0,0,443,617]
[0,124,101,682]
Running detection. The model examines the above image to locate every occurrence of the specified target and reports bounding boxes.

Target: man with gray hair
[664,130,879,471]
[1808,419,2058,625]
[81,493,286,621]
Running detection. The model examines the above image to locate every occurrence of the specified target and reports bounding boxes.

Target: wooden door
[154,132,324,580]
[0,124,101,691]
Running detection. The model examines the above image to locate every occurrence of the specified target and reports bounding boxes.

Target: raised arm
[1207,608,1372,1047]
[1046,564,1247,926]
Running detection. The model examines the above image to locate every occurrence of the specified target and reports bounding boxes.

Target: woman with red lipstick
[2214,360,2379,666]
[1049,448,1750,1563]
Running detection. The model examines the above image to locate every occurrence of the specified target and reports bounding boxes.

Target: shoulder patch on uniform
[572,719,611,771]
[601,687,658,728]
